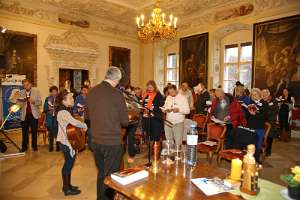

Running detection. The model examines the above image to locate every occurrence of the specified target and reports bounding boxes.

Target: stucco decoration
[44,29,99,86]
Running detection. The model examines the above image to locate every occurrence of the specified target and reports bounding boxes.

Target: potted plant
[281,166,300,199]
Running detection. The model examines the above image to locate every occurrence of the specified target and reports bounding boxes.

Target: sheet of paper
[191,178,227,196]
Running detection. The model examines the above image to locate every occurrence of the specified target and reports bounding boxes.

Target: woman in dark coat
[246,88,268,162]
[262,89,278,156]
[278,88,294,141]
[142,80,165,143]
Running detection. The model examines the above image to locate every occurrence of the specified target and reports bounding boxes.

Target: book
[199,141,217,146]
[191,178,233,196]
[111,167,149,185]
[211,117,226,125]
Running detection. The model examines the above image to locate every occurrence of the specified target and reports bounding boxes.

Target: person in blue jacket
[43,86,59,152]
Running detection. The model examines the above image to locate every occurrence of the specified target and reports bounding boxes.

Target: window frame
[223,42,252,93]
[165,53,179,87]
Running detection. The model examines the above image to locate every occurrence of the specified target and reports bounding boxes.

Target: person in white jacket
[162,84,190,146]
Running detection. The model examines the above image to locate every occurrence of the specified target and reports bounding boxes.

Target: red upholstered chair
[37,113,47,145]
[197,123,226,164]
[291,108,300,131]
[193,114,208,141]
[218,122,271,165]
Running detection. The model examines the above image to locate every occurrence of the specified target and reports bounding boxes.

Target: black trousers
[126,124,138,157]
[21,113,38,150]
[279,105,290,131]
[47,126,58,149]
[93,144,123,200]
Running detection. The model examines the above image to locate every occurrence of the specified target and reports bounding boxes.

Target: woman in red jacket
[208,88,247,128]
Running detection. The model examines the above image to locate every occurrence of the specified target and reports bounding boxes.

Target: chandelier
[136,0,178,41]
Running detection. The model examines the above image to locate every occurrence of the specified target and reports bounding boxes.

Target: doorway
[59,68,89,93]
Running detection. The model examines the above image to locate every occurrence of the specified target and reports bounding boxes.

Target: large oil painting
[180,33,208,87]
[253,15,300,103]
[0,31,37,85]
[109,46,130,87]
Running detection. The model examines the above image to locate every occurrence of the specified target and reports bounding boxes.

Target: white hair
[105,66,122,81]
[261,89,270,97]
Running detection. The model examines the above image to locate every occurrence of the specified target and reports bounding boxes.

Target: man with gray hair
[87,66,129,200]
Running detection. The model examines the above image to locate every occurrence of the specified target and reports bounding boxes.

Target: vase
[288,185,300,200]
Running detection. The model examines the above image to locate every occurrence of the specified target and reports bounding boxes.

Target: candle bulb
[136,17,140,26]
[230,158,242,181]
[169,14,173,21]
[141,14,145,26]
[174,17,177,28]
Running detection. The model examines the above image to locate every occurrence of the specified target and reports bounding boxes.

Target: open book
[211,117,226,125]
[192,178,233,196]
[111,166,149,185]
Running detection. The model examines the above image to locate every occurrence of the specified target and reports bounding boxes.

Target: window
[165,53,179,87]
[223,42,252,93]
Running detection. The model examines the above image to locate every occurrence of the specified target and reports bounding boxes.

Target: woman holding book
[142,80,164,145]
[278,88,294,141]
[43,86,59,152]
[56,91,87,196]
[246,88,268,162]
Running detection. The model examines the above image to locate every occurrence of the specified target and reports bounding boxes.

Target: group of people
[11,67,295,200]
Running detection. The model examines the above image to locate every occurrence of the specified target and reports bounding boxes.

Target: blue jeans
[60,144,76,175]
[255,129,264,162]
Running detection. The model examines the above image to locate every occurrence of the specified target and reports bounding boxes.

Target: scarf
[143,91,157,109]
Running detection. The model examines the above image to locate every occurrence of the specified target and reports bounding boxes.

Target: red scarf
[143,91,157,109]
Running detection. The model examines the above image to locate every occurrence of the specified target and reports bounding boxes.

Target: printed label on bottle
[187,135,198,145]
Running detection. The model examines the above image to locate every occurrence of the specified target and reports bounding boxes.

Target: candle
[230,158,242,181]
[136,17,140,26]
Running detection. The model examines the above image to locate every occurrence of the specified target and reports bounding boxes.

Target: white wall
[0,16,141,101]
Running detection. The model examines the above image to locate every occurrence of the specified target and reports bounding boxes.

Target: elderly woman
[261,89,278,156]
[246,88,268,162]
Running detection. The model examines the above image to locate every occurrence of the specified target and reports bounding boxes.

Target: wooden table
[104,162,242,200]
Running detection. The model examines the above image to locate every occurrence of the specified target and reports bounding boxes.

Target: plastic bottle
[186,124,198,166]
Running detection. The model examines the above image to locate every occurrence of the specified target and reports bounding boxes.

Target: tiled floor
[0,131,300,200]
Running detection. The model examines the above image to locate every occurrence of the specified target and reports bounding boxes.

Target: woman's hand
[249,110,256,115]
[224,115,231,122]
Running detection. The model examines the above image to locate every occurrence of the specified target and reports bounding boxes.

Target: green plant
[281,166,300,188]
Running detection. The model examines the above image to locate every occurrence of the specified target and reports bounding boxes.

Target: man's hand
[172,108,180,113]
[81,127,88,132]
[30,99,35,104]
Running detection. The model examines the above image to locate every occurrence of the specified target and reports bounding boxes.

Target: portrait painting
[0,31,37,85]
[253,15,300,103]
[109,46,131,87]
[180,32,208,87]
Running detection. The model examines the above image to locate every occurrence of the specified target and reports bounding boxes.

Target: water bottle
[186,124,198,167]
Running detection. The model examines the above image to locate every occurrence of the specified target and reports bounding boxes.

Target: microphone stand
[0,107,25,158]
[123,91,173,167]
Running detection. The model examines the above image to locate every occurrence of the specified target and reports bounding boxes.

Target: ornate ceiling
[1,0,300,39]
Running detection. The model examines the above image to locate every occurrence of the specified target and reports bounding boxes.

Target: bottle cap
[190,124,197,128]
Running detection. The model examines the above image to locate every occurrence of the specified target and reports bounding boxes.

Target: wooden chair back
[207,123,226,142]
[193,114,207,132]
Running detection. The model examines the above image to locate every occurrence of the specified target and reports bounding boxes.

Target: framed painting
[109,46,131,87]
[253,15,300,103]
[180,32,208,87]
[0,30,37,85]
